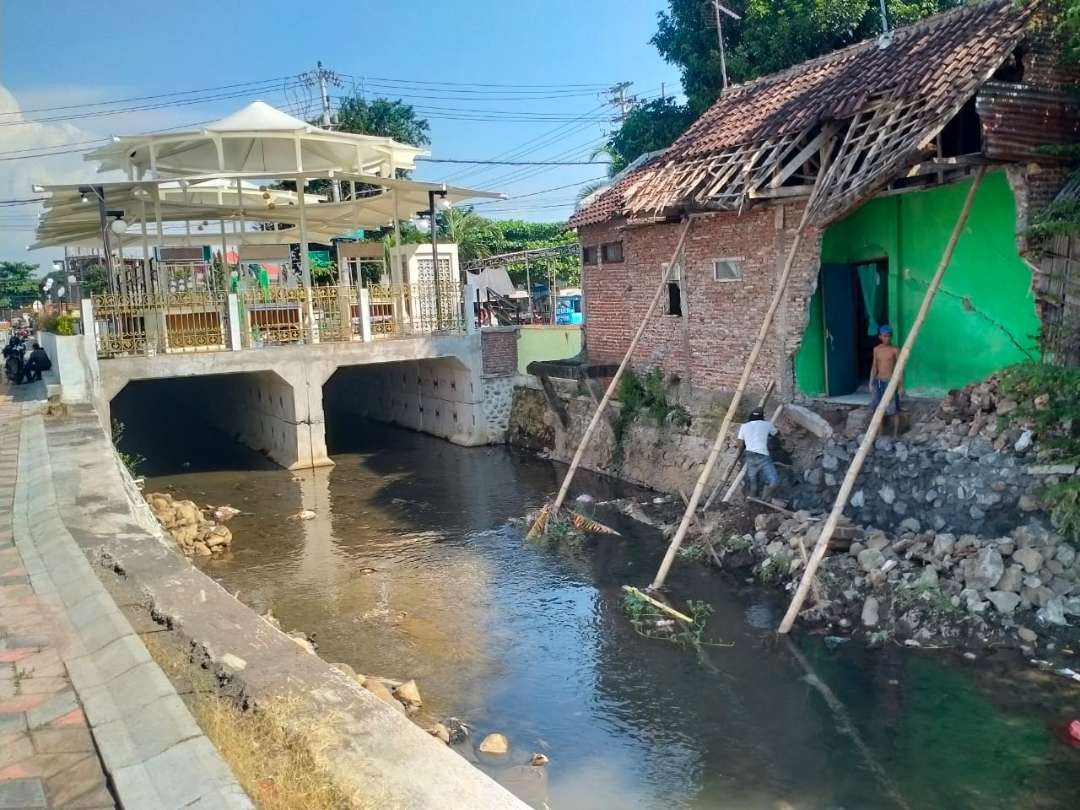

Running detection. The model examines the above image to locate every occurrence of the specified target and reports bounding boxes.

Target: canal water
[130,413,1080,809]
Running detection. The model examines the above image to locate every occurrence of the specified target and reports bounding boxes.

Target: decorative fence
[90,282,466,359]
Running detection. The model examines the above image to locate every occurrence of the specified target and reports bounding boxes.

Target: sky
[0,0,683,267]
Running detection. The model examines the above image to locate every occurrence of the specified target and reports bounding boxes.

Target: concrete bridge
[48,293,519,470]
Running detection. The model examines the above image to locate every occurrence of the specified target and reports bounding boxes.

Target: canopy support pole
[778,167,985,634]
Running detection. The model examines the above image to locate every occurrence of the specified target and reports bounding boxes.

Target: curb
[13,407,253,810]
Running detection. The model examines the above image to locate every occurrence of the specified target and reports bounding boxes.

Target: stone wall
[508,380,733,494]
[480,327,518,375]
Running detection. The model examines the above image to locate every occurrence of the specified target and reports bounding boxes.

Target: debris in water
[575,493,595,504]
[1055,667,1080,684]
[823,636,850,650]
[291,509,316,521]
[530,753,549,766]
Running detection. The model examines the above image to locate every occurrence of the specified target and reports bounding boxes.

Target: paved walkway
[0,385,115,810]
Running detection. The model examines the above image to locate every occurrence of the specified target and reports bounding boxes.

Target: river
[127,410,1080,809]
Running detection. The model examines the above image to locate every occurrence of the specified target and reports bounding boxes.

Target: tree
[439,207,499,263]
[0,261,39,310]
[595,1,960,174]
[607,97,696,173]
[333,96,431,148]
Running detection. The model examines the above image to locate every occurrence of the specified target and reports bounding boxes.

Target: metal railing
[90,281,469,359]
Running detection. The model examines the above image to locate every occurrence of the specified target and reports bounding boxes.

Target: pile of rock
[729,506,1080,647]
[145,492,234,557]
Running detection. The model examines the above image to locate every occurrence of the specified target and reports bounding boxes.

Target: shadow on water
[138,413,1080,810]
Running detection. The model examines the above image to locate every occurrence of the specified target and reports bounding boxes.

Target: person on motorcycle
[3,333,26,384]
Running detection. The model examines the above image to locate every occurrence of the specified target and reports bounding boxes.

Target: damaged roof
[571,0,1036,228]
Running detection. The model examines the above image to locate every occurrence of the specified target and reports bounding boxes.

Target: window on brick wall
[582,245,598,265]
[601,241,624,262]
[662,262,683,317]
[712,258,742,282]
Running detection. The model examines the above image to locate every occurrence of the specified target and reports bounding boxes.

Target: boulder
[364,678,406,713]
[1037,597,1068,627]
[429,724,451,745]
[479,733,509,755]
[784,403,834,439]
[444,718,470,744]
[898,517,921,534]
[878,485,896,505]
[861,596,880,627]
[997,565,1023,594]
[393,679,423,709]
[986,591,1021,615]
[1012,547,1043,575]
[1017,627,1038,643]
[857,548,886,573]
[1056,545,1077,568]
[932,534,956,559]
[962,548,1004,591]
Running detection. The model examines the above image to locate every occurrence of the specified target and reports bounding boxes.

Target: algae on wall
[796,171,1040,397]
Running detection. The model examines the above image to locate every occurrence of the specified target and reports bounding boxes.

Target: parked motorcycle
[2,337,26,384]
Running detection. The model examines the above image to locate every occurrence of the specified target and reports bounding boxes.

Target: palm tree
[440,206,494,263]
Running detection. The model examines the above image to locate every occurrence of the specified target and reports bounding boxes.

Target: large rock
[479,733,509,755]
[1012,547,1043,575]
[1037,597,1068,626]
[364,678,406,713]
[962,548,1004,591]
[932,534,956,559]
[857,548,886,573]
[861,596,880,627]
[784,403,833,439]
[997,565,1023,594]
[986,591,1021,615]
[393,679,423,709]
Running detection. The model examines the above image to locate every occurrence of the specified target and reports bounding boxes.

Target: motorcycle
[2,339,26,384]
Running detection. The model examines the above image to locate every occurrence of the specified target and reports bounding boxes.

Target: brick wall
[481,327,519,376]
[580,206,822,396]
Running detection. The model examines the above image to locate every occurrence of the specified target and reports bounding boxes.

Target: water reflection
[142,418,1080,810]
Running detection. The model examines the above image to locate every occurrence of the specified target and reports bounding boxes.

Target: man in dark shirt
[20,342,51,384]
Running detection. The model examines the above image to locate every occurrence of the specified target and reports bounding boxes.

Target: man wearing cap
[870,324,902,437]
[737,407,780,501]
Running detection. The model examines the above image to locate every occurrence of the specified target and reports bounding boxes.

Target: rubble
[145,492,234,556]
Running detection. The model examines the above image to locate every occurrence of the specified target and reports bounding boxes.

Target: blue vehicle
[555,288,583,325]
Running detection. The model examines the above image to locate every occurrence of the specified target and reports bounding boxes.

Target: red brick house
[569,0,1078,401]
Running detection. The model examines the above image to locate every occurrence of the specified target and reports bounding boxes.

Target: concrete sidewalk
[0,384,251,810]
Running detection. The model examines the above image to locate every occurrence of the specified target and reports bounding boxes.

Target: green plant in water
[111,419,146,477]
[620,591,726,650]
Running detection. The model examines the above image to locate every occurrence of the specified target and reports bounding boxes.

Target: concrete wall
[516,325,581,374]
[324,358,487,445]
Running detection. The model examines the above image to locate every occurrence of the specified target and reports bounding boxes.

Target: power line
[472,177,608,203]
[337,73,611,90]
[0,75,295,118]
[420,158,608,166]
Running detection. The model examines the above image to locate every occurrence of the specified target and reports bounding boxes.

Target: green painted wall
[795,171,1040,397]
[518,325,582,374]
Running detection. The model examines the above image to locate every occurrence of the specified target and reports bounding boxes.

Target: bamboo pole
[650,204,815,590]
[622,585,693,623]
[778,167,985,634]
[530,217,693,535]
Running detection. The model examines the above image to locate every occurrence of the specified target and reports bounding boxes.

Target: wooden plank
[537,373,570,430]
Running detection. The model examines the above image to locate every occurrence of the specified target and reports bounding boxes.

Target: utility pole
[300,62,343,201]
[709,1,741,92]
[878,0,891,33]
[605,81,634,124]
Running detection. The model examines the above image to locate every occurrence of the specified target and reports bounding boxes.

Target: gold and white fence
[90,281,468,359]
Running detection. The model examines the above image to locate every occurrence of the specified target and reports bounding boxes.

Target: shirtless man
[869,324,902,437]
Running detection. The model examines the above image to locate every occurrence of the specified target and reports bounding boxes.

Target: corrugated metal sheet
[977,80,1080,160]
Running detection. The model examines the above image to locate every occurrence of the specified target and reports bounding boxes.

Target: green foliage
[653,0,961,114]
[111,419,145,477]
[333,95,431,147]
[38,312,77,335]
[998,362,1080,545]
[1026,196,1080,245]
[81,264,109,296]
[605,98,695,174]
[0,261,39,310]
[1059,0,1080,64]
[621,590,723,649]
[612,368,690,467]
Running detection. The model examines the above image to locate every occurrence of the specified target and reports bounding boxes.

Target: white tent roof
[29,171,501,251]
[86,101,428,178]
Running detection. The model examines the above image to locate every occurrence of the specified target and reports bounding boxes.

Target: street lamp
[428,187,450,329]
[78,185,126,294]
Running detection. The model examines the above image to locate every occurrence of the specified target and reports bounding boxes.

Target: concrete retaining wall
[39,403,531,810]
[37,332,94,404]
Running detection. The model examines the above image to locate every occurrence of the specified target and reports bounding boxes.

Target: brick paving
[0,387,115,810]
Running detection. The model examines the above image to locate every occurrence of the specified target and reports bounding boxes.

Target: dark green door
[822,263,857,396]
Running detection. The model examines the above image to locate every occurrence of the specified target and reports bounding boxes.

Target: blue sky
[0,0,683,263]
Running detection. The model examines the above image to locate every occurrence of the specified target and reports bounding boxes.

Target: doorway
[821,260,888,397]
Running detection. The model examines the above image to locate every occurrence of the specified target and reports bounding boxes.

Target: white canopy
[30,171,501,251]
[86,101,428,178]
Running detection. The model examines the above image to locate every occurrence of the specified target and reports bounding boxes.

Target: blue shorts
[871,378,900,416]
